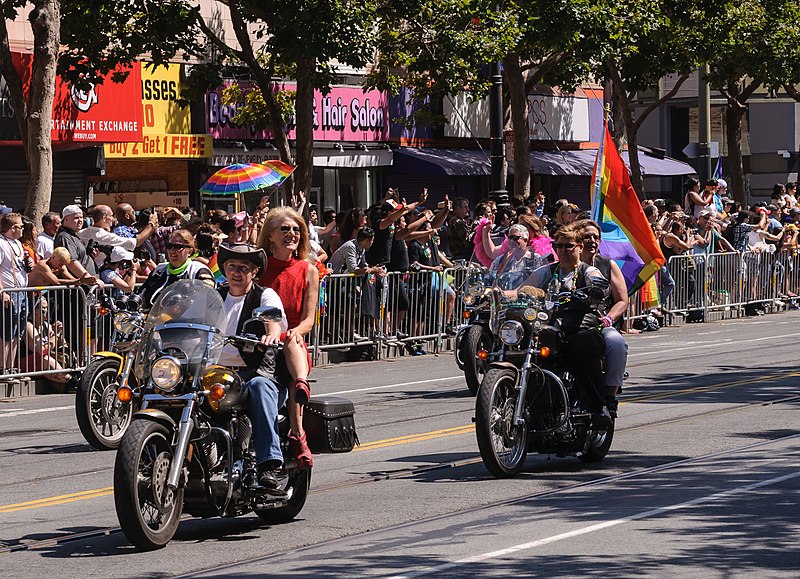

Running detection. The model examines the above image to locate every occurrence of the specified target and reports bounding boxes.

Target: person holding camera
[0,212,29,374]
[99,246,138,299]
[79,205,157,267]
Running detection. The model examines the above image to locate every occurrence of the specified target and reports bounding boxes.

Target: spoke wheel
[75,357,133,450]
[463,325,491,396]
[115,420,183,550]
[475,368,528,477]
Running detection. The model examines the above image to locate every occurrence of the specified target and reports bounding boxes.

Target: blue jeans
[659,265,675,306]
[244,372,287,467]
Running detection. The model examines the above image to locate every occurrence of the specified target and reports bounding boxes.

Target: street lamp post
[488,60,509,207]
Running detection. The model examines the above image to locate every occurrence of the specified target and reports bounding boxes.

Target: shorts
[1,291,28,340]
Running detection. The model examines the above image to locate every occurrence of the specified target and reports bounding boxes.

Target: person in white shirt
[216,244,289,493]
[36,212,60,260]
[78,204,157,266]
[0,212,29,372]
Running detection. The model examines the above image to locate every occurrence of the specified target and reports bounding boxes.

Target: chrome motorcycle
[475,278,614,478]
[75,292,145,450]
[455,263,497,395]
[113,281,313,550]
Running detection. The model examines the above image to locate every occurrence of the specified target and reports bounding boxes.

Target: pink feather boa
[472,218,555,265]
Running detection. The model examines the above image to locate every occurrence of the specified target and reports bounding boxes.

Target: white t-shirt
[78,226,137,265]
[36,232,54,259]
[0,236,27,289]
[218,287,288,367]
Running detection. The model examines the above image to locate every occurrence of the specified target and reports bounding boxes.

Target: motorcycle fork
[513,347,535,426]
[116,353,135,390]
[167,399,195,490]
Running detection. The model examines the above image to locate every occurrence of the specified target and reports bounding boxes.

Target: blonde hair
[256,207,311,261]
[50,246,72,264]
[554,223,583,245]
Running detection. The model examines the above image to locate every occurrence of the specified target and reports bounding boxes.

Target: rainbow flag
[590,124,665,295]
[207,253,226,284]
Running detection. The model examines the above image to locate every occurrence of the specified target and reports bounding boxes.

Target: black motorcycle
[113,280,358,549]
[455,263,496,395]
[474,281,614,478]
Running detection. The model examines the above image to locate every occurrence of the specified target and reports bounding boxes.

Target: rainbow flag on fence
[590,123,665,296]
[207,253,226,284]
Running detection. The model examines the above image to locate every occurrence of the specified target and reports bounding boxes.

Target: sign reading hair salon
[206,83,389,142]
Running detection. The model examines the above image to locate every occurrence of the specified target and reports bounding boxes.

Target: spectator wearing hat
[36,212,61,260]
[79,204,157,266]
[53,205,99,283]
[0,212,28,374]
[99,246,137,299]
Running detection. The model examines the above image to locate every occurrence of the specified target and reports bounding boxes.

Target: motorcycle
[113,280,354,550]
[75,291,145,450]
[455,263,497,395]
[474,273,614,478]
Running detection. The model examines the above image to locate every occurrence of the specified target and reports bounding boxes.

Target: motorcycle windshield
[140,280,227,376]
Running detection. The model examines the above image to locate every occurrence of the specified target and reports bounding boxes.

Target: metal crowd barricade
[704,251,743,320]
[741,249,779,308]
[0,285,89,384]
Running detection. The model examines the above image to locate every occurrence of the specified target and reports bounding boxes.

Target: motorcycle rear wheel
[475,367,528,477]
[75,357,133,450]
[463,325,491,396]
[255,468,311,524]
[114,420,184,550]
[579,422,615,463]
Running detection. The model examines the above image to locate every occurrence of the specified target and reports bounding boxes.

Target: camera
[437,201,452,211]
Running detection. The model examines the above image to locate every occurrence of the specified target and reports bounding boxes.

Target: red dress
[258,255,310,330]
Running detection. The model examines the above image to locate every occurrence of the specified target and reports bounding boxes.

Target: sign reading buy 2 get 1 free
[105,64,212,159]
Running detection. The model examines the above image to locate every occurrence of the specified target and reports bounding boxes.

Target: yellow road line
[0,487,113,513]
[2,370,796,513]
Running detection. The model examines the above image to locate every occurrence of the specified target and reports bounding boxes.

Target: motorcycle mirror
[249,306,283,324]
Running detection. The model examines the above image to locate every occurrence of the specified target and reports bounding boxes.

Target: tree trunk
[725,104,746,204]
[293,57,315,201]
[502,54,530,204]
[609,61,644,199]
[25,1,60,225]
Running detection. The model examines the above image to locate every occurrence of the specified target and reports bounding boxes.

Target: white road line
[328,376,463,396]
[0,405,73,418]
[388,470,800,578]
[629,330,800,358]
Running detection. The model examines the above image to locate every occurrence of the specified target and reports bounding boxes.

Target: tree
[196,0,375,197]
[0,0,200,223]
[704,0,800,203]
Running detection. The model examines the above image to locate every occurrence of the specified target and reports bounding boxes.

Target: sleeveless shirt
[259,256,309,329]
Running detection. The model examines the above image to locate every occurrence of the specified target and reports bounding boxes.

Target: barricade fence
[1,249,796,383]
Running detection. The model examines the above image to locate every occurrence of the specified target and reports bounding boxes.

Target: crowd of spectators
[0,177,797,382]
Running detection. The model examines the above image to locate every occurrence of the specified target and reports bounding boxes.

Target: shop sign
[207,83,389,142]
[444,92,590,143]
[104,64,212,159]
[105,134,213,158]
[0,52,143,142]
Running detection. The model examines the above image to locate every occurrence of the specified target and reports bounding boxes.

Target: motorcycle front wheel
[255,468,311,524]
[75,357,133,450]
[114,420,184,550]
[463,325,491,396]
[475,367,528,477]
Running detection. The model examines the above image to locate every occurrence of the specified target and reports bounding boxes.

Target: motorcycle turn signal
[117,386,133,403]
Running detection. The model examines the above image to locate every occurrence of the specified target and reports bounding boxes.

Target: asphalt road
[1,312,799,577]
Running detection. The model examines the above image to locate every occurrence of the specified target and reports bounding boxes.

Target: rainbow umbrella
[259,160,296,185]
[200,162,294,196]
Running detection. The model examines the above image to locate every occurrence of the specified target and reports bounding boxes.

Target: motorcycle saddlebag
[303,396,359,453]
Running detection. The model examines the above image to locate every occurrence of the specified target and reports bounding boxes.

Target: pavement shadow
[4,442,96,455]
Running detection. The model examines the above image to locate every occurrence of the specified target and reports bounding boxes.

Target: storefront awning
[313,149,393,168]
[621,150,695,176]
[521,149,695,177]
[392,147,491,176]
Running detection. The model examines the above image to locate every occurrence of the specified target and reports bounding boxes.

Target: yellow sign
[104,64,213,159]
[105,134,213,158]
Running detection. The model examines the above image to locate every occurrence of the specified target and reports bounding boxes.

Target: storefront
[205,82,391,212]
[94,64,213,211]
[0,53,142,211]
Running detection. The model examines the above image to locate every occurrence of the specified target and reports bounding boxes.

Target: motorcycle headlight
[463,294,476,306]
[113,312,143,335]
[499,320,525,346]
[151,356,182,392]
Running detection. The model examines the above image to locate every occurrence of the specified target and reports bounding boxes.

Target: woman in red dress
[257,207,319,469]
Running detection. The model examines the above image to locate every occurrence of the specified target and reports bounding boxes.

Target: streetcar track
[3,390,799,555]
[174,431,800,578]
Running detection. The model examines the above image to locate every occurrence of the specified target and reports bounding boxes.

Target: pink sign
[207,83,388,142]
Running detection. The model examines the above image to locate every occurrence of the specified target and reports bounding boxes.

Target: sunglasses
[280,225,302,234]
[224,263,254,274]
[552,242,577,250]
[508,235,525,241]
[166,243,190,250]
